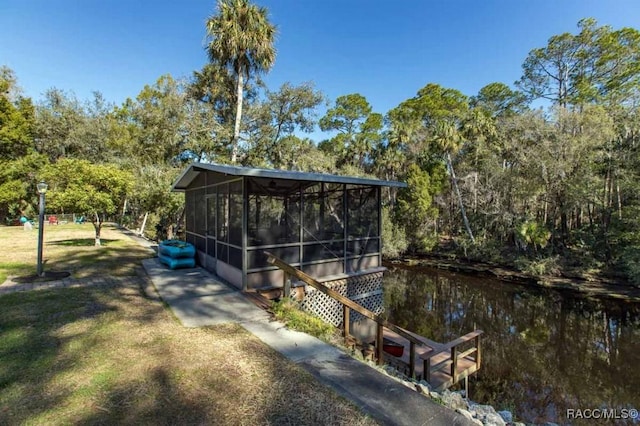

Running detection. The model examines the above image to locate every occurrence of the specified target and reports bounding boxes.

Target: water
[383,265,640,424]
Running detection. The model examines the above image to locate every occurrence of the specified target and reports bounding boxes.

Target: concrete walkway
[142,258,473,426]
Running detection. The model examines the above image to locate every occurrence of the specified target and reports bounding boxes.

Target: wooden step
[254,286,283,300]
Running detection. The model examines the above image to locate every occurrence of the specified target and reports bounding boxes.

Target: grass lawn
[0,225,376,425]
[0,223,153,284]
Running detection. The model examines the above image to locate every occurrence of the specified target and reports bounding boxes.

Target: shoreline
[385,257,640,303]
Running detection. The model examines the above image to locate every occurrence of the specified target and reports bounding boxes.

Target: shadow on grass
[0,285,235,425]
[12,270,71,284]
[0,287,120,424]
[79,367,214,425]
[48,238,118,247]
[58,245,152,277]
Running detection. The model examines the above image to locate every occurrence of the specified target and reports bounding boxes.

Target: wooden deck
[265,252,484,392]
[381,328,481,392]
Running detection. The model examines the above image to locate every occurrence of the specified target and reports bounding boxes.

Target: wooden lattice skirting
[301,269,385,327]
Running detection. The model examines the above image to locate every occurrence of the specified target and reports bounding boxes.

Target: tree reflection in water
[383,266,640,424]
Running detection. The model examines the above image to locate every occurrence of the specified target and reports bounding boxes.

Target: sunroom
[172,163,406,292]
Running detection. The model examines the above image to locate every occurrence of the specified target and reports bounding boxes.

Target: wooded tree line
[1,7,639,282]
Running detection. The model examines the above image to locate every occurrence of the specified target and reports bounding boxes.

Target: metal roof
[172,162,407,191]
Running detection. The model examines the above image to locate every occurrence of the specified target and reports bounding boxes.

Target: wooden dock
[265,252,483,392]
[381,328,482,392]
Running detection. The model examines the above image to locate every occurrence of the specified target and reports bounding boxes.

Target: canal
[382,265,640,424]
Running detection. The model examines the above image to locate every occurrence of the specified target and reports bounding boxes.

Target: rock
[471,404,498,417]
[456,408,474,422]
[383,366,396,375]
[513,423,526,426]
[470,404,505,426]
[415,383,430,395]
[440,390,467,410]
[472,419,484,426]
[484,413,507,426]
[498,410,513,424]
[430,391,440,399]
[401,380,415,390]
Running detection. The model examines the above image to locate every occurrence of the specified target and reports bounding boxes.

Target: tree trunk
[473,171,478,214]
[94,212,101,246]
[139,212,149,237]
[447,153,475,243]
[121,198,128,224]
[231,70,244,164]
[616,181,622,220]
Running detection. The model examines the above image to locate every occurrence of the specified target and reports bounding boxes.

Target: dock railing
[422,330,483,388]
[266,252,423,377]
[265,252,483,389]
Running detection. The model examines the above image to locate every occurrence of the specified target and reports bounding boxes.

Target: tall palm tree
[206,0,276,163]
[432,120,475,243]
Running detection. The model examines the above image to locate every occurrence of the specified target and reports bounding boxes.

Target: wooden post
[343,305,350,340]
[283,273,291,298]
[376,322,384,365]
[451,346,458,383]
[475,334,482,369]
[465,376,469,400]
[409,341,416,378]
[424,358,431,383]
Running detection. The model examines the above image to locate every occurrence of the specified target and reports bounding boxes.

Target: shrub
[514,256,561,276]
[381,206,408,258]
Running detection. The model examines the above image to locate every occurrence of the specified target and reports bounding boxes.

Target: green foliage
[517,18,640,106]
[187,63,237,153]
[42,159,132,244]
[471,82,528,118]
[127,165,184,241]
[206,0,276,81]
[271,298,336,340]
[381,206,407,259]
[245,82,324,168]
[402,83,469,128]
[614,206,640,286]
[206,0,277,162]
[0,66,34,160]
[34,89,85,161]
[517,220,551,252]
[396,164,439,252]
[0,152,50,221]
[122,75,187,165]
[319,93,382,169]
[43,159,131,216]
[514,256,561,276]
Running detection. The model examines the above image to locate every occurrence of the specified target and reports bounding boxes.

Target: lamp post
[36,181,48,277]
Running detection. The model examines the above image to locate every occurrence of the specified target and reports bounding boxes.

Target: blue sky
[2,0,639,131]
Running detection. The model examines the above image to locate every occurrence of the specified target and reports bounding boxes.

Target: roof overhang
[171,162,407,192]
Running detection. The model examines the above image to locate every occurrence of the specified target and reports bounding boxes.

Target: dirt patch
[11,271,71,284]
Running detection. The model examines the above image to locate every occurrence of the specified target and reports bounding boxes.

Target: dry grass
[0,223,153,283]
[0,284,376,425]
[0,225,377,425]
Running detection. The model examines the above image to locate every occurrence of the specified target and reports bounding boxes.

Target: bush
[381,206,408,258]
[620,247,640,287]
[514,256,561,276]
